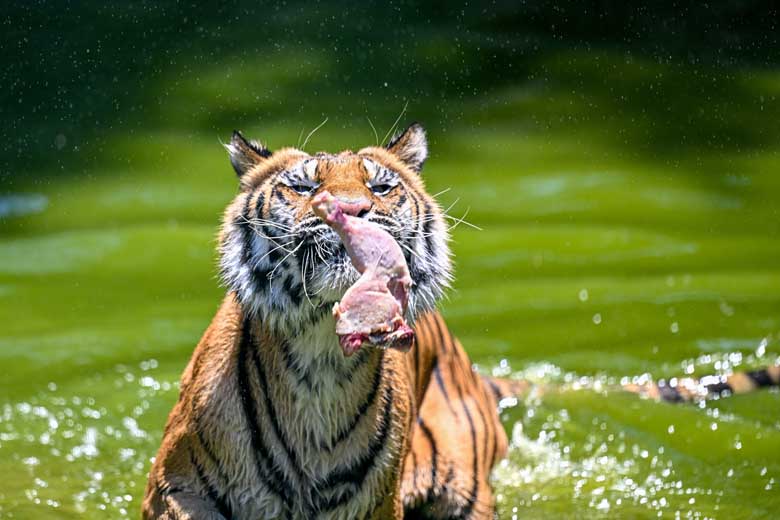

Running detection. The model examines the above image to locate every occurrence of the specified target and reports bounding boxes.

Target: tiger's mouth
[294,218,411,304]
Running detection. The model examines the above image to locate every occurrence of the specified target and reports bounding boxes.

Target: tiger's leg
[142,486,227,520]
[401,339,506,519]
[142,437,234,520]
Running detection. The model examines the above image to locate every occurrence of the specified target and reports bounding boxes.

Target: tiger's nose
[336,196,372,218]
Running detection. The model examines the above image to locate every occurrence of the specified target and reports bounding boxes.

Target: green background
[1,2,779,518]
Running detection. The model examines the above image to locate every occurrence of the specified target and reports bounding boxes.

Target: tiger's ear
[386,122,428,173]
[225,130,272,177]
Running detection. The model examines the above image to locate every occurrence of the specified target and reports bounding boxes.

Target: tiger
[623,364,780,403]
[142,123,524,519]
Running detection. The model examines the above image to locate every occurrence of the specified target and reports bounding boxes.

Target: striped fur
[624,365,780,403]
[143,124,512,519]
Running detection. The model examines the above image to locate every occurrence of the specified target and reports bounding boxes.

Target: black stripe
[411,450,418,492]
[316,384,395,511]
[156,482,184,520]
[656,381,685,402]
[449,357,479,516]
[248,338,305,484]
[251,265,271,292]
[444,464,455,485]
[417,418,438,499]
[191,423,231,501]
[282,274,302,307]
[702,381,733,397]
[414,315,433,399]
[190,447,232,518]
[254,191,266,219]
[236,320,293,508]
[265,240,285,267]
[433,362,458,418]
[747,368,776,388]
[430,314,450,354]
[413,333,421,397]
[473,392,492,481]
[156,482,183,497]
[407,190,422,270]
[323,351,384,450]
[486,377,503,403]
[279,339,312,391]
[246,192,273,294]
[422,201,435,259]
[273,186,287,203]
[237,192,255,266]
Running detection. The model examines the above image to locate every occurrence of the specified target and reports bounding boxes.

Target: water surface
[1,51,779,519]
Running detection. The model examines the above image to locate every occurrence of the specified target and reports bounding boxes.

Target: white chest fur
[211,314,403,519]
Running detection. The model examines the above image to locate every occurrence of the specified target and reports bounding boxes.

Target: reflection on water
[0,361,175,517]
[0,194,48,219]
[489,347,780,519]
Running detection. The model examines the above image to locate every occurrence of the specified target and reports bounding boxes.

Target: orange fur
[143,125,513,519]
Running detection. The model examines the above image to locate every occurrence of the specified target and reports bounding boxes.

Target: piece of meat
[311,190,414,356]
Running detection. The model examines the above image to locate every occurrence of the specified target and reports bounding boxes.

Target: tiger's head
[218,123,452,336]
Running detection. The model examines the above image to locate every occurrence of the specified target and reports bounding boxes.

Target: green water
[2,49,780,518]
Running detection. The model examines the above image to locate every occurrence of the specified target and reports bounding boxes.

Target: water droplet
[54,134,67,150]
[579,288,589,302]
[592,313,602,325]
[756,338,767,358]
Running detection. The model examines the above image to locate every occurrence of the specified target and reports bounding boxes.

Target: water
[2,40,780,520]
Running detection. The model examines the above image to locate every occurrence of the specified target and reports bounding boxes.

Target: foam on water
[0,341,777,518]
[0,359,176,517]
[485,340,779,518]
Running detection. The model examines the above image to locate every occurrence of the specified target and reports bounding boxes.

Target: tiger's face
[219,123,452,336]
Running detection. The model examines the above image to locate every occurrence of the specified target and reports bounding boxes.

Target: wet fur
[143,124,512,519]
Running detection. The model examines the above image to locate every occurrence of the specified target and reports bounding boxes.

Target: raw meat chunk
[311,191,414,356]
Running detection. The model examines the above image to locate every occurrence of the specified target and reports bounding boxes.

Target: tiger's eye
[289,184,313,195]
[371,184,394,196]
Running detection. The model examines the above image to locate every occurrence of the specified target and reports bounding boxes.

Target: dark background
[3,1,778,184]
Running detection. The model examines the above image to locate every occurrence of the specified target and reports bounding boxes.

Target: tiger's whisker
[268,241,305,281]
[301,250,316,309]
[246,218,294,232]
[257,240,295,263]
[239,215,295,233]
[430,187,452,198]
[367,116,379,147]
[443,197,460,215]
[381,100,409,146]
[445,208,482,231]
[399,241,424,262]
[301,117,329,151]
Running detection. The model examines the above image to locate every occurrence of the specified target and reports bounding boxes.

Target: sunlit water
[2,39,780,519]
[2,351,778,518]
